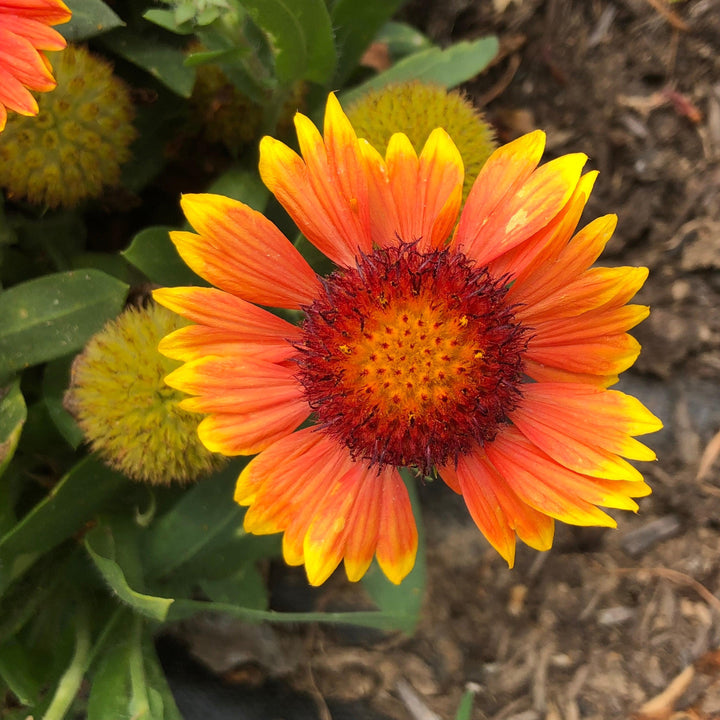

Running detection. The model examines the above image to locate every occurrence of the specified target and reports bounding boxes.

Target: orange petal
[259,94,372,267]
[0,63,39,115]
[455,131,546,255]
[489,171,597,283]
[487,428,649,527]
[159,326,295,364]
[165,355,302,410]
[383,128,463,251]
[450,450,555,558]
[1,15,67,49]
[375,469,417,585]
[0,0,72,24]
[236,427,344,511]
[515,383,661,462]
[359,139,400,248]
[525,334,642,379]
[487,431,616,526]
[174,194,320,309]
[153,286,301,341]
[517,266,649,324]
[523,359,619,388]
[165,357,309,455]
[197,402,308,456]
[448,454,516,566]
[531,304,649,346]
[466,153,588,267]
[303,462,394,585]
[509,214,618,307]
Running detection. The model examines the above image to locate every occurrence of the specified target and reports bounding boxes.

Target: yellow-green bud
[346,82,496,199]
[0,45,136,209]
[65,303,226,485]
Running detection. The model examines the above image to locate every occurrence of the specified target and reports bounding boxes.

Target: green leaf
[455,688,477,720]
[280,0,336,84]
[43,356,85,450]
[59,0,124,41]
[142,462,246,578]
[0,270,128,375]
[375,20,433,59]
[0,379,26,477]
[70,252,144,285]
[241,0,307,85]
[340,36,500,107]
[87,613,182,720]
[0,455,128,580]
[361,469,425,634]
[86,522,415,630]
[331,0,407,85]
[206,166,271,209]
[102,31,196,97]
[199,563,267,608]
[0,638,43,707]
[122,226,205,287]
[142,7,195,35]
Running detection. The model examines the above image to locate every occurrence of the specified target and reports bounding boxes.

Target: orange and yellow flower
[154,93,662,586]
[0,0,71,131]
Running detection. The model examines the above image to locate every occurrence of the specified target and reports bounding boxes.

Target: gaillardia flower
[0,0,71,131]
[154,94,662,586]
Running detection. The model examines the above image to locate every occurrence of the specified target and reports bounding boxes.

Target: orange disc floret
[296,242,527,472]
[0,0,71,130]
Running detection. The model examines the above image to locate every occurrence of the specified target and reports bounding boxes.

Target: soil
[161,2,720,718]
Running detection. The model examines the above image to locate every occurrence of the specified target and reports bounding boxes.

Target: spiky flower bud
[0,45,136,209]
[346,82,496,199]
[64,303,226,485]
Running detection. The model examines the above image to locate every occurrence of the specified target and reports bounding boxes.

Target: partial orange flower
[154,94,662,586]
[0,0,71,131]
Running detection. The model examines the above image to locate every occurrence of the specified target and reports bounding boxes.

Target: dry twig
[638,0,690,32]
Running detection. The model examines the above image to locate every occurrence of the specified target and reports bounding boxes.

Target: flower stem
[41,612,91,720]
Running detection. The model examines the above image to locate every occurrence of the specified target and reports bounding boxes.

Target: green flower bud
[65,303,226,485]
[346,82,496,199]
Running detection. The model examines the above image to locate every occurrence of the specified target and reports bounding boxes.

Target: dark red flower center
[295,243,528,472]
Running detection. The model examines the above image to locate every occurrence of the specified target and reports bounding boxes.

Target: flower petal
[383,128,463,250]
[514,383,661,462]
[487,428,651,527]
[489,171,598,283]
[517,266,649,324]
[443,455,516,566]
[456,131,546,256]
[375,469,417,585]
[173,194,320,309]
[464,152,588,267]
[509,213,618,307]
[159,326,294,363]
[165,357,309,454]
[444,450,555,561]
[259,94,372,267]
[153,286,301,341]
[236,427,345,516]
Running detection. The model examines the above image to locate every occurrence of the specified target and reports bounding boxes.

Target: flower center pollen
[296,244,528,472]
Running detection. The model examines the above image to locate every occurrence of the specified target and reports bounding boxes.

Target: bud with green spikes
[346,82,496,200]
[0,45,136,209]
[64,303,226,485]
